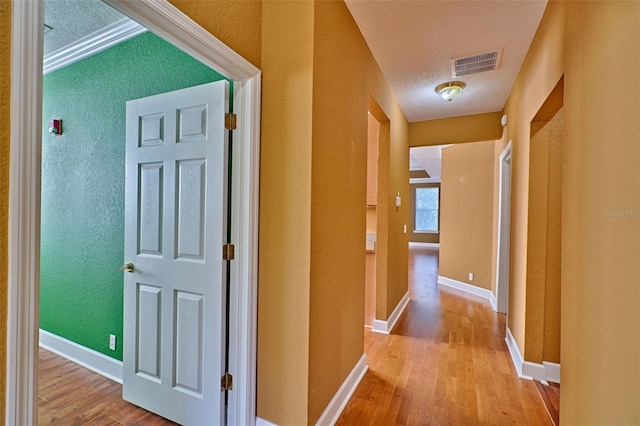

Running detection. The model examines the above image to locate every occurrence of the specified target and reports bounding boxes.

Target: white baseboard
[315,354,368,426]
[522,360,547,383]
[543,361,561,384]
[408,242,439,248]
[505,327,561,384]
[372,292,410,334]
[437,275,497,311]
[39,329,123,384]
[505,327,526,378]
[256,417,279,426]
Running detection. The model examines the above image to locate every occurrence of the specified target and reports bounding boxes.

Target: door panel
[138,162,164,256]
[123,81,228,425]
[176,159,206,260]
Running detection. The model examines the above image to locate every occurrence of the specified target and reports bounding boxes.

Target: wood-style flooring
[38,348,176,425]
[336,247,554,425]
[39,247,555,425]
[536,382,560,426]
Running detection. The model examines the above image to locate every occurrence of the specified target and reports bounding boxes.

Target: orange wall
[409,112,503,147]
[503,1,640,423]
[501,0,564,362]
[0,1,11,419]
[258,2,314,424]
[309,2,408,422]
[561,2,640,423]
[440,141,496,290]
[168,0,262,68]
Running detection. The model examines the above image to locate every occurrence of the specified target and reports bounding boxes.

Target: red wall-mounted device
[49,119,62,136]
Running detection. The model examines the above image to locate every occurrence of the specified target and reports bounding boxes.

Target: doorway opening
[364,111,378,328]
[8,1,260,424]
[525,76,564,384]
[365,97,391,334]
[524,76,564,425]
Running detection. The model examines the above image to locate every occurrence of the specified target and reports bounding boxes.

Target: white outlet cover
[468,273,474,281]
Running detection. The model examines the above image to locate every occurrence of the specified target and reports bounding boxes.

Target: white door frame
[7,1,261,425]
[495,141,512,315]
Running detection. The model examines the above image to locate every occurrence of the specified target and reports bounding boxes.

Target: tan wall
[168,0,262,68]
[501,0,564,364]
[309,2,408,422]
[440,141,496,291]
[385,104,410,318]
[525,109,562,364]
[367,113,379,206]
[561,2,640,423]
[0,1,11,419]
[373,113,390,322]
[543,109,562,364]
[258,2,314,424]
[503,1,640,423]
[409,112,503,147]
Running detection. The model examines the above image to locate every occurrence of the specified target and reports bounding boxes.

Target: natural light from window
[415,187,439,232]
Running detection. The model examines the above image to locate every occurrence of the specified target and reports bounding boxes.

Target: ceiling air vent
[451,49,502,78]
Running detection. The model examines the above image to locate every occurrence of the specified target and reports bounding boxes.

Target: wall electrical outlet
[109,334,117,351]
[468,273,474,281]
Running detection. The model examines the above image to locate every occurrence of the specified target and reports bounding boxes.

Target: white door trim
[7,1,261,425]
[495,140,513,315]
[7,2,43,425]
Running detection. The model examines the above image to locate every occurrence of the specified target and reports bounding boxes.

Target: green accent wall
[41,31,227,360]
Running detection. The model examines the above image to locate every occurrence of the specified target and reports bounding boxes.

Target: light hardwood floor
[38,348,176,425]
[39,247,552,425]
[336,247,553,425]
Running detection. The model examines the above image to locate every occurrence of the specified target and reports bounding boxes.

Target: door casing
[495,140,512,315]
[7,1,261,425]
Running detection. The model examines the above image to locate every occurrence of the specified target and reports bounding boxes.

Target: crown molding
[44,18,146,74]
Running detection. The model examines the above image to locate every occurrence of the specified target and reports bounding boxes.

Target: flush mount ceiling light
[435,81,466,102]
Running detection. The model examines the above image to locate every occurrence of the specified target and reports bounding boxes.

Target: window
[415,187,439,232]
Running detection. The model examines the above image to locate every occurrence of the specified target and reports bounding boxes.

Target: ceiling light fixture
[435,81,466,102]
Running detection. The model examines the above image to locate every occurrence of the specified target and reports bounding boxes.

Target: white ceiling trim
[410,178,441,185]
[43,18,146,74]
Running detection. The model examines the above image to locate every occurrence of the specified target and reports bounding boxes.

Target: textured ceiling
[44,0,126,55]
[45,0,548,125]
[345,0,548,122]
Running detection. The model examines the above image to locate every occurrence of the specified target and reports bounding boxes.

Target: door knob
[120,262,134,273]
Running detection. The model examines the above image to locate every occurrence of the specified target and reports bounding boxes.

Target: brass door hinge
[221,372,233,391]
[225,113,237,130]
[223,244,235,261]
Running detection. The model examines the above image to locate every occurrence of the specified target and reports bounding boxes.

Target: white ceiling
[44,0,127,56]
[411,145,450,179]
[345,0,548,122]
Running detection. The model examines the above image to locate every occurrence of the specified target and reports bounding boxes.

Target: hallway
[336,247,552,425]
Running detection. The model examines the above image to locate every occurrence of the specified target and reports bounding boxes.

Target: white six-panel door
[123,81,228,425]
